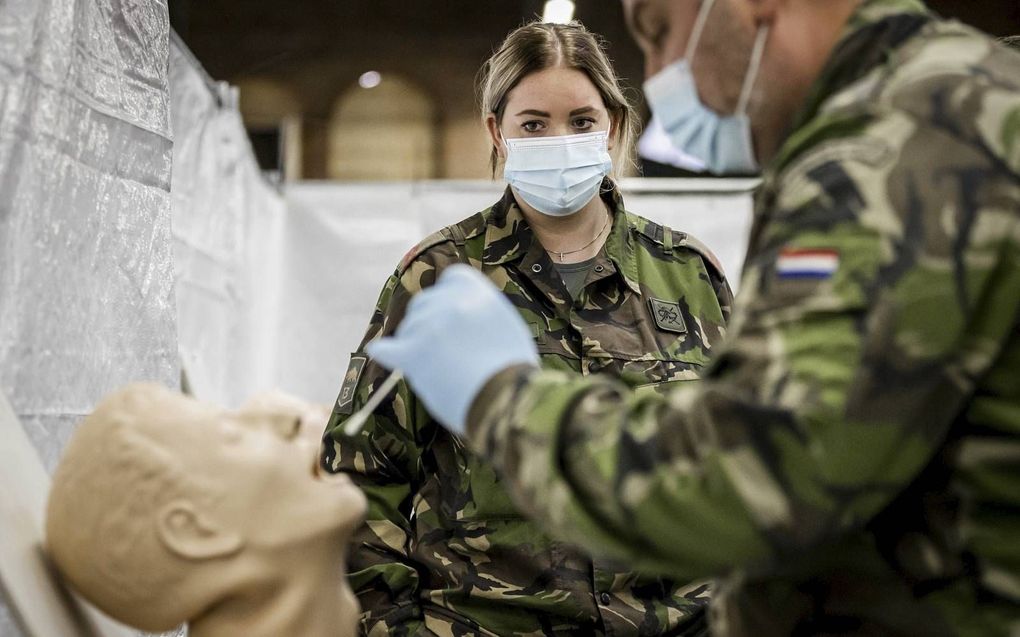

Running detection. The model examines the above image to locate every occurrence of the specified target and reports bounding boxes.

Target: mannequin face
[141,389,366,552]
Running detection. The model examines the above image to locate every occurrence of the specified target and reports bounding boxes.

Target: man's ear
[156,500,244,560]
[484,114,506,161]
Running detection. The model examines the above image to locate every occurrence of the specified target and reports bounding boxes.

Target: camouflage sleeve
[321,268,436,635]
[682,233,733,325]
[465,124,1019,580]
[706,252,733,324]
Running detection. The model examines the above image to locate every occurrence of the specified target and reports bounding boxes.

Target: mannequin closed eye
[232,405,305,440]
[273,416,302,439]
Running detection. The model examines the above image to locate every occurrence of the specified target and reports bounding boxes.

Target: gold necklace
[547,213,612,263]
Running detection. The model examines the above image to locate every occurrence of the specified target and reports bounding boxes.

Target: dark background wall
[170,1,1020,179]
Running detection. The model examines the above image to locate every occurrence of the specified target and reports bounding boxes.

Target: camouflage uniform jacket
[463,3,1020,636]
[322,182,733,636]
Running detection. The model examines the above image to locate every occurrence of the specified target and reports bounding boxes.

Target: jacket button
[531,263,542,273]
[599,592,611,606]
[594,264,605,273]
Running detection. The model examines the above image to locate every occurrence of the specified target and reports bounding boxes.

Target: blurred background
[169,0,1020,182]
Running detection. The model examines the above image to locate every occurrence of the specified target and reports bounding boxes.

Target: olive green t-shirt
[554,256,598,300]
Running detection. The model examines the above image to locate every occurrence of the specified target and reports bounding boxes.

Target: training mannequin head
[45,384,366,636]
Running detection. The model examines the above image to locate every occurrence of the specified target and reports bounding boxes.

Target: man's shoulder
[811,22,1020,175]
[886,23,1020,138]
[886,20,1020,88]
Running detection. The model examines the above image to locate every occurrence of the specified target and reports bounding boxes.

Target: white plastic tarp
[0,0,178,475]
[0,0,179,634]
[169,35,285,408]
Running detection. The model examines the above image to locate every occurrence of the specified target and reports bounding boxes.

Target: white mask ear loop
[684,0,719,64]
[735,24,770,116]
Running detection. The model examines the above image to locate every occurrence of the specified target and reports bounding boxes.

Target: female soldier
[322,21,731,636]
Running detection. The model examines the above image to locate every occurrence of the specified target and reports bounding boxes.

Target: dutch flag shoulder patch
[776,248,840,280]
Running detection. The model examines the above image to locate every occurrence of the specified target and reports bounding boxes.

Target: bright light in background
[358,71,382,89]
[542,0,575,24]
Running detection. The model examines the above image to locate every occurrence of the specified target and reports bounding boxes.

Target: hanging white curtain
[0,0,178,468]
[168,34,286,408]
[0,0,179,634]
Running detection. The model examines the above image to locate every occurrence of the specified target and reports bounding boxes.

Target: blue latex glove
[367,264,539,435]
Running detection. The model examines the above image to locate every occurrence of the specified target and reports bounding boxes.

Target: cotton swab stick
[343,370,404,436]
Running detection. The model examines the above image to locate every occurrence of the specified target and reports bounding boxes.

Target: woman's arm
[322,271,435,636]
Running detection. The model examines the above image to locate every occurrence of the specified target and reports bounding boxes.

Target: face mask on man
[643,0,769,176]
[503,130,613,217]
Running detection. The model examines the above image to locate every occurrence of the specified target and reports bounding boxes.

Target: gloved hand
[367,264,539,435]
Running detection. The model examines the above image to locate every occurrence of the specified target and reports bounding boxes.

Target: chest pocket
[576,291,715,390]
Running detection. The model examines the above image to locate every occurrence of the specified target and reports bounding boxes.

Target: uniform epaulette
[634,221,726,279]
[396,218,484,274]
[633,220,685,252]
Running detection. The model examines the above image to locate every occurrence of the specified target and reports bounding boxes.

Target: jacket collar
[482,179,637,296]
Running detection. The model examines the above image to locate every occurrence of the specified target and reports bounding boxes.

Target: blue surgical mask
[503,131,613,217]
[643,0,769,175]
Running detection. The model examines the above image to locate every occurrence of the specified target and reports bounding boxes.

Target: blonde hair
[477,20,638,177]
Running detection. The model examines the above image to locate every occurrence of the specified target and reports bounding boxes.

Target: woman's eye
[572,117,596,130]
[522,121,544,133]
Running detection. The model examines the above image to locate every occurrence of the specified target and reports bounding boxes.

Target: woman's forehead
[506,67,605,110]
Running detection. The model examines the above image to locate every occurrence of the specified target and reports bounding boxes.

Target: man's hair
[1000,36,1020,52]
[46,384,218,630]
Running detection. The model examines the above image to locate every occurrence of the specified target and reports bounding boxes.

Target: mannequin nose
[297,404,332,444]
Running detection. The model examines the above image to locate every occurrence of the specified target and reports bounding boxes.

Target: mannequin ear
[484,114,506,160]
[156,500,244,560]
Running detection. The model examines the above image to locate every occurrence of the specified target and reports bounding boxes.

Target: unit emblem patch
[649,298,687,334]
[334,354,367,415]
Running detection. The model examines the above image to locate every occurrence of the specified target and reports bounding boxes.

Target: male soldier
[367,0,1020,635]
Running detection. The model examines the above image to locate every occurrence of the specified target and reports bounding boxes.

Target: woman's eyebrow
[515,109,551,117]
[513,107,597,118]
